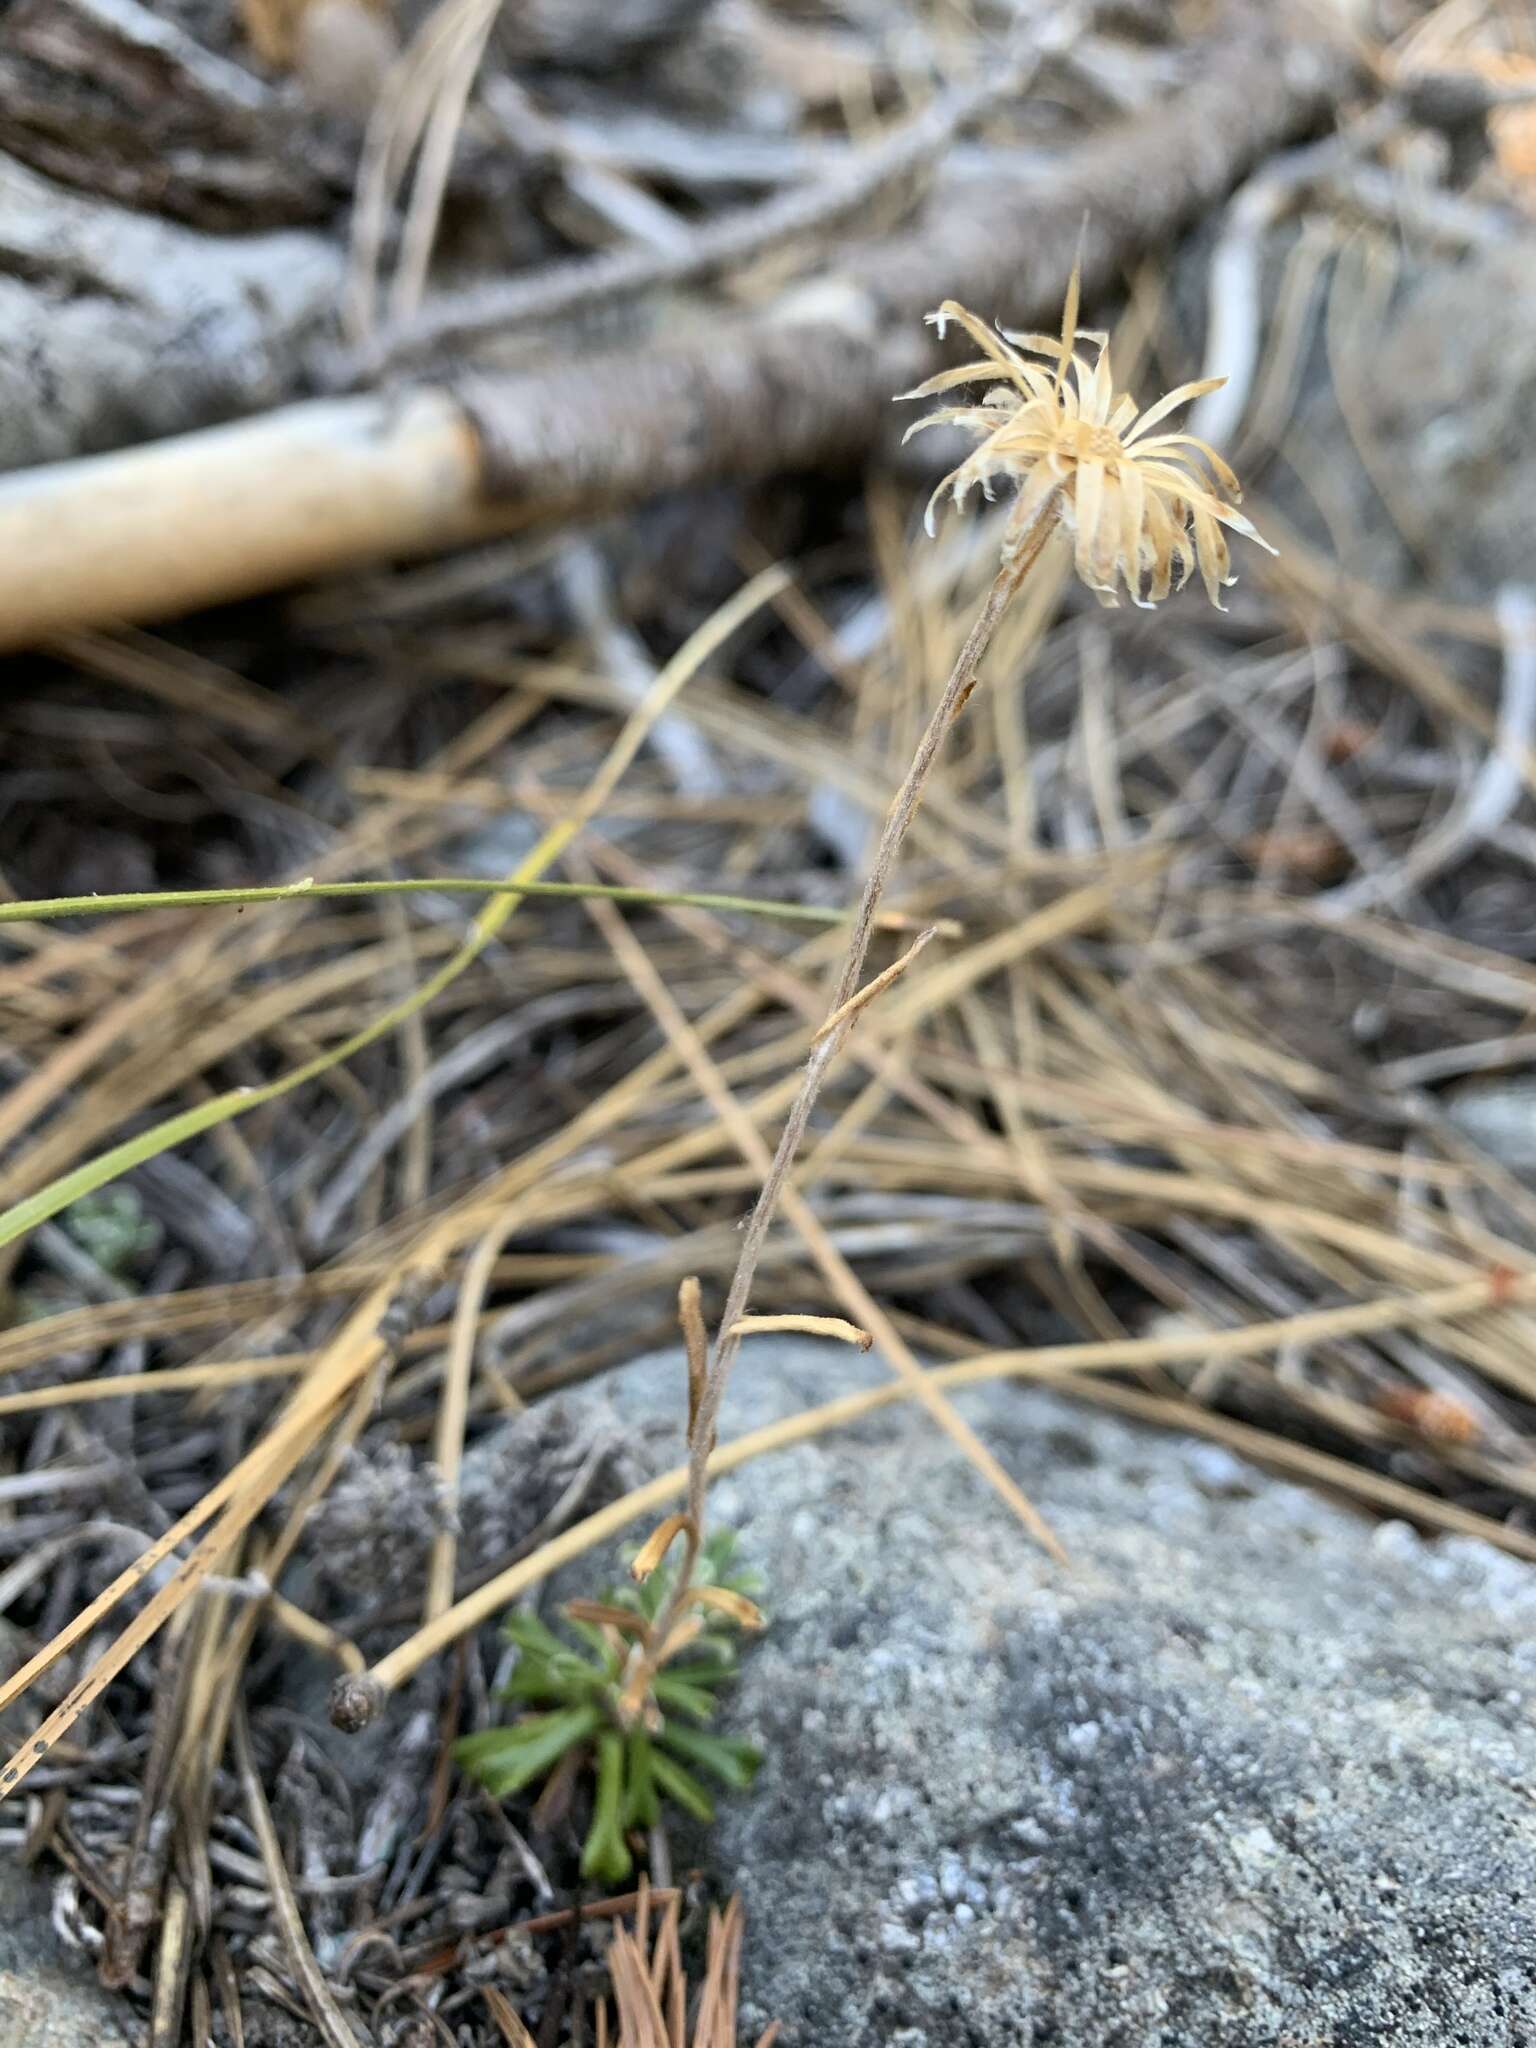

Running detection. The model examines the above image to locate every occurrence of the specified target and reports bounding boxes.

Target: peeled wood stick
[0,392,497,651]
[0,3,1349,651]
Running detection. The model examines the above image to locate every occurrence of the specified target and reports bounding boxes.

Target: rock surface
[0,1857,134,2048]
[1352,241,1536,602]
[599,1340,1536,2046]
[0,1624,134,2047]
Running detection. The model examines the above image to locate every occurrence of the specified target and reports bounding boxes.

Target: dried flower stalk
[631,267,1275,1656]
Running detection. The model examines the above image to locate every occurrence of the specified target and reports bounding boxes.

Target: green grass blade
[0,876,855,930]
[0,566,824,1256]
[648,1748,715,1823]
[623,1729,660,1830]
[651,1673,723,1723]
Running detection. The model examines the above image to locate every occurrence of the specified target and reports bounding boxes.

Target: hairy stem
[659,511,1057,1639]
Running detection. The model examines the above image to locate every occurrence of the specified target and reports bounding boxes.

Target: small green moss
[60,1188,161,1279]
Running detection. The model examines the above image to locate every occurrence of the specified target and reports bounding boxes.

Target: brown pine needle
[0,566,792,1793]
[580,877,1066,1567]
[597,1887,778,2048]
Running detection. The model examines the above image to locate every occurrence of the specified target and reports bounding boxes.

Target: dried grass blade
[0,567,790,1253]
[147,1880,194,2048]
[232,1707,366,2048]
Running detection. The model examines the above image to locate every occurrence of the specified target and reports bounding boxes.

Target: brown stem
[655,507,1057,1645]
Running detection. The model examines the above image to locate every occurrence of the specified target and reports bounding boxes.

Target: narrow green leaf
[499,1662,605,1707]
[656,1722,761,1791]
[581,1730,633,1883]
[455,1707,602,1797]
[0,876,856,931]
[673,1635,736,1675]
[648,1748,715,1824]
[651,1673,721,1724]
[502,1613,569,1663]
[562,1615,622,1670]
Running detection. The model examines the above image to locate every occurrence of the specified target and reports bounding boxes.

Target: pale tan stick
[731,1315,871,1349]
[583,883,1064,1567]
[262,1593,366,1676]
[424,1207,528,1624]
[809,925,937,1044]
[0,8,1341,649]
[0,1358,309,1417]
[0,392,496,650]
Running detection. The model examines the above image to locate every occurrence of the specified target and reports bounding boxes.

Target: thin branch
[0,4,1349,646]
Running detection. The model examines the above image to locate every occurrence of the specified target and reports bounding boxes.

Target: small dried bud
[652,1615,705,1666]
[689,1585,765,1631]
[328,1670,385,1733]
[631,1512,695,1584]
[1376,1387,1481,1446]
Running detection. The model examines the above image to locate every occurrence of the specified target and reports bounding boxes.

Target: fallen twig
[0,2,1349,648]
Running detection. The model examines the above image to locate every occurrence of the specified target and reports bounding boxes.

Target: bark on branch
[0,3,1351,651]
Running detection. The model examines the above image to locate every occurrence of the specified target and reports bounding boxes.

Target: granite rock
[0,1857,134,2048]
[596,1340,1536,2046]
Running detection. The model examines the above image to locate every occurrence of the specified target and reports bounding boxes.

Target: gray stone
[1443,1079,1536,1178]
[0,1859,135,2048]
[0,1623,135,2047]
[598,1339,1536,2045]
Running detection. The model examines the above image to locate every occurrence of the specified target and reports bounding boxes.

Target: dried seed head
[564,1599,651,1636]
[899,269,1275,609]
[328,1670,385,1733]
[630,1511,696,1583]
[616,1655,670,1730]
[652,1614,705,1667]
[689,1584,766,1631]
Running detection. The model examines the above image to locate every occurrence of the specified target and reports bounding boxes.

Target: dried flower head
[900,268,1275,608]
